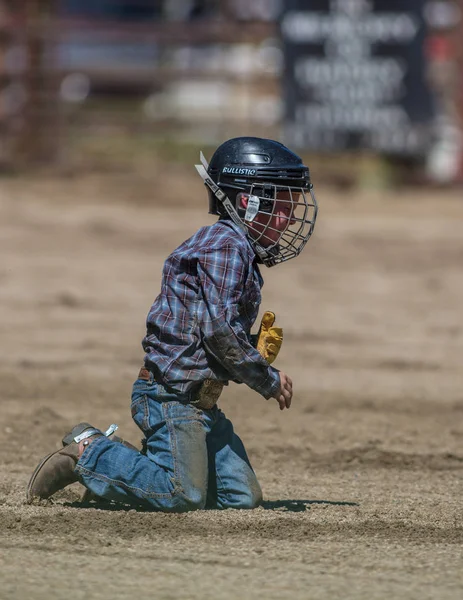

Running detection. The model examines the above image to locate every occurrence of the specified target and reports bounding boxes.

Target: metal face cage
[240,182,317,266]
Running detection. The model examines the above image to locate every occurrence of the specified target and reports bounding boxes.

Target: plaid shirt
[142,219,280,400]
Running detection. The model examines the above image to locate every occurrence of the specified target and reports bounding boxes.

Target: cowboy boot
[26,424,104,504]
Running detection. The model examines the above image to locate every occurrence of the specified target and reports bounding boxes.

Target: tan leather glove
[256,311,283,365]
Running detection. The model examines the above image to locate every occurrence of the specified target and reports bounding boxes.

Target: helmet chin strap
[195,154,271,265]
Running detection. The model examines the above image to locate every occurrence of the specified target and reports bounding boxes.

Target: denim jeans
[75,375,262,512]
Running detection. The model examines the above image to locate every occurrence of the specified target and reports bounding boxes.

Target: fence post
[18,0,60,167]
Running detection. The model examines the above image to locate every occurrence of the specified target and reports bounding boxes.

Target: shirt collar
[219,218,256,255]
[218,218,264,284]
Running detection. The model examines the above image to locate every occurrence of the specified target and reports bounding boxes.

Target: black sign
[281,0,435,155]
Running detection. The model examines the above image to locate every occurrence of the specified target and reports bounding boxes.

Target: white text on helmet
[222,167,257,176]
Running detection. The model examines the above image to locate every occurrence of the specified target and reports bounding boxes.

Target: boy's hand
[273,372,293,410]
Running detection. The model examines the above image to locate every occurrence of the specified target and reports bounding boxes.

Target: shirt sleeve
[196,244,280,400]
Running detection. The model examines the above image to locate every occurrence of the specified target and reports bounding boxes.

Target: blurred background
[2,6,463,593]
[0,0,462,186]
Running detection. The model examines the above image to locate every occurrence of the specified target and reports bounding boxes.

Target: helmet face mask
[237,184,317,265]
[195,137,318,267]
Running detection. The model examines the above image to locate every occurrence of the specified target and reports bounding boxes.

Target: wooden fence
[1,0,462,183]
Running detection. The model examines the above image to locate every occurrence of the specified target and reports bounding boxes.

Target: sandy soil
[0,169,462,600]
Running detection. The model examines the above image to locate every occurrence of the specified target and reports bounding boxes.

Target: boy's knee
[174,487,207,512]
[221,481,263,510]
[242,484,263,509]
[236,492,262,510]
[244,476,263,508]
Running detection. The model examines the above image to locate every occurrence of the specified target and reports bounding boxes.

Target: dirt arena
[0,166,462,599]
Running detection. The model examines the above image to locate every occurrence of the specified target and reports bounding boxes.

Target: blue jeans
[75,375,262,512]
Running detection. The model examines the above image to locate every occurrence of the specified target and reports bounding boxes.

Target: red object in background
[426,34,456,61]
[426,27,463,183]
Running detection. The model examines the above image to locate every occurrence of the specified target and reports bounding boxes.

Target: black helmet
[195,136,318,267]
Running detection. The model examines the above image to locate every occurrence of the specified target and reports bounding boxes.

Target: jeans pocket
[131,394,150,434]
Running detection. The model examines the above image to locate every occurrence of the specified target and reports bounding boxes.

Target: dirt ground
[0,167,462,600]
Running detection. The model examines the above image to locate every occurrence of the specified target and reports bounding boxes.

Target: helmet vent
[257,168,306,179]
[242,153,271,164]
